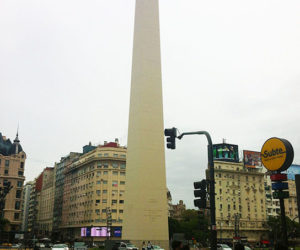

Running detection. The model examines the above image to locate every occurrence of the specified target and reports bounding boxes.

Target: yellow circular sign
[261,138,287,171]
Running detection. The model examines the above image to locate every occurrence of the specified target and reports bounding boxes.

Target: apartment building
[52,152,81,240]
[211,161,268,243]
[0,132,26,231]
[21,181,34,232]
[60,140,126,242]
[37,167,55,237]
[284,179,298,222]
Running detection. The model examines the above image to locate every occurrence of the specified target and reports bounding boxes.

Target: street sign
[270,173,287,181]
[272,182,289,190]
[273,191,289,199]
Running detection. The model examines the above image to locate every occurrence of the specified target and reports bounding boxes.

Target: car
[119,242,139,250]
[52,243,69,250]
[11,243,22,249]
[217,244,232,250]
[152,245,164,250]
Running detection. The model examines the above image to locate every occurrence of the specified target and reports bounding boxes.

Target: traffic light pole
[177,131,217,250]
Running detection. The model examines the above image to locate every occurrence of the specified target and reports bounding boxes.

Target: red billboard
[243,150,262,168]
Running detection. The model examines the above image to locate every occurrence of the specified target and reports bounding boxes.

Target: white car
[152,245,164,250]
[217,244,232,250]
[52,244,69,250]
[119,243,139,250]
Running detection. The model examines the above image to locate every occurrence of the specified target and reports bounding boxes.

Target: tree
[267,216,300,243]
[168,209,210,246]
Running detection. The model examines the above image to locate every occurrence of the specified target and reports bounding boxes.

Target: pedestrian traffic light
[164,127,177,149]
[194,179,207,209]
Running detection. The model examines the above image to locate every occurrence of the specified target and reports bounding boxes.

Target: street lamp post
[177,131,217,250]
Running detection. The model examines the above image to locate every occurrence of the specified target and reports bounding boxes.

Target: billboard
[213,143,239,163]
[283,164,300,180]
[243,150,262,168]
[81,227,121,237]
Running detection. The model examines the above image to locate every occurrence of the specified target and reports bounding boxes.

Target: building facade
[37,167,55,237]
[284,179,298,222]
[21,181,34,232]
[0,132,26,231]
[60,140,126,242]
[53,152,81,240]
[211,161,268,243]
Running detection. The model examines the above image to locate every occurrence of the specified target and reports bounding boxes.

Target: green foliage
[0,218,10,231]
[267,216,300,241]
[168,209,210,246]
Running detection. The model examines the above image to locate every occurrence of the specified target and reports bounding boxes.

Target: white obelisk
[122,0,169,248]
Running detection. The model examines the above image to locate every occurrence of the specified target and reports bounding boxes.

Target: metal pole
[178,131,217,250]
[279,197,288,249]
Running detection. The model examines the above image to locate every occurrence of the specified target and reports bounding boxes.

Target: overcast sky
[1,0,300,208]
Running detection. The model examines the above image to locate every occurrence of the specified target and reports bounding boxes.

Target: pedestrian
[147,241,152,250]
[181,245,190,250]
[171,240,183,250]
[234,243,245,250]
[142,241,146,250]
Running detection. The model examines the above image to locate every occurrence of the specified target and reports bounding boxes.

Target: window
[113,171,118,175]
[219,189,222,194]
[228,204,230,211]
[120,172,125,176]
[4,170,8,175]
[96,190,100,195]
[103,190,107,194]
[14,213,20,220]
[119,200,124,204]
[17,181,23,187]
[97,181,101,184]
[96,200,100,203]
[15,201,21,210]
[120,154,126,158]
[97,163,102,168]
[119,210,123,213]
[103,180,108,184]
[18,171,23,176]
[112,200,117,204]
[20,162,24,168]
[112,209,117,213]
[120,163,126,169]
[112,163,118,168]
[103,171,108,175]
[220,204,222,209]
[16,190,21,198]
[103,163,109,168]
[112,181,118,187]
[95,209,100,214]
[102,199,107,203]
[113,154,118,157]
[102,209,107,213]
[98,154,102,157]
[120,181,125,185]
[104,153,109,157]
[5,160,9,167]
[97,171,101,177]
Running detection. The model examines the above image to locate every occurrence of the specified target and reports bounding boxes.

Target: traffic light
[164,127,177,149]
[194,179,207,209]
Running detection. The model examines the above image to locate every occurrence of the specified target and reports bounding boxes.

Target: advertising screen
[283,164,300,180]
[81,227,111,237]
[213,143,239,163]
[81,227,87,237]
[114,227,122,237]
[243,150,262,168]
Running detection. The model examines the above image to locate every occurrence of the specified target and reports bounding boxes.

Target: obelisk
[122,0,169,249]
